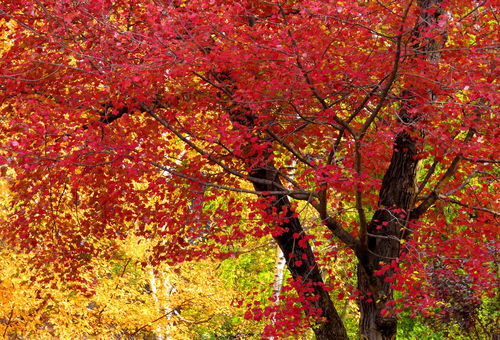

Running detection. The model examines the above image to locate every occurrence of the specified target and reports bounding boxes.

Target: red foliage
[1,0,498,337]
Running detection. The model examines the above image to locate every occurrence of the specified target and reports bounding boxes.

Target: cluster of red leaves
[244,276,333,338]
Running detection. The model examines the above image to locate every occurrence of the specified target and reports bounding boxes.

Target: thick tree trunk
[251,166,349,340]
[357,0,445,338]
[358,132,420,340]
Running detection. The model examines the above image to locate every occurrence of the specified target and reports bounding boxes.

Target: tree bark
[358,132,420,340]
[357,0,445,338]
[250,165,349,340]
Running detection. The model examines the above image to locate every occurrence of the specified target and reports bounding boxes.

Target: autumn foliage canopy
[0,0,498,338]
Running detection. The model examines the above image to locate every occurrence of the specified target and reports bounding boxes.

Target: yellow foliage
[0,230,248,338]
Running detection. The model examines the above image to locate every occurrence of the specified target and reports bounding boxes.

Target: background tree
[1,1,498,339]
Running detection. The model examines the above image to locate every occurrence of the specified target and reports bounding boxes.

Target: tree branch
[412,128,475,219]
[354,139,368,247]
[358,0,413,138]
[143,104,312,194]
[438,195,499,217]
[151,161,314,199]
[265,128,316,169]
[130,298,196,337]
[462,156,500,164]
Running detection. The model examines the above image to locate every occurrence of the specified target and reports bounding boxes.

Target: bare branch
[416,159,438,197]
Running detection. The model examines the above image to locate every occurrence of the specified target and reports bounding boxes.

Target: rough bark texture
[251,165,349,340]
[358,0,444,338]
[358,132,420,340]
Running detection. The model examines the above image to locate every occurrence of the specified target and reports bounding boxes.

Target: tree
[1,0,498,339]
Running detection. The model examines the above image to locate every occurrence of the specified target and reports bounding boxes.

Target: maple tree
[0,0,498,339]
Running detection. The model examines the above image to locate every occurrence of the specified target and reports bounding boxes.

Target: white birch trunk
[271,246,286,304]
[269,246,286,340]
[149,269,165,340]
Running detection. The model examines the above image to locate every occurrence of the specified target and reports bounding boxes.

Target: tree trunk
[358,132,420,340]
[251,165,349,340]
[271,246,286,304]
[220,84,349,338]
[269,247,285,340]
[357,0,445,337]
